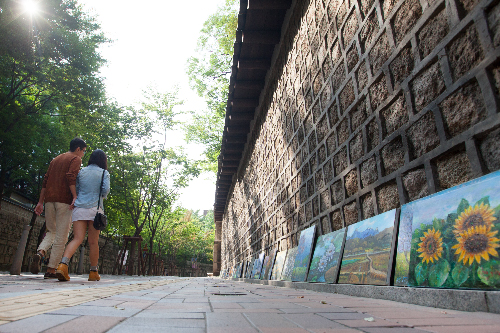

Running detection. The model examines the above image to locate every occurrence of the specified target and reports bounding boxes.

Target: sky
[346,209,397,238]
[78,0,224,212]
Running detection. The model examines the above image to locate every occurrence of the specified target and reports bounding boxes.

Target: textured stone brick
[350,98,368,132]
[357,61,368,92]
[369,76,389,111]
[332,63,346,95]
[333,146,348,175]
[312,196,319,217]
[320,189,330,212]
[392,0,422,44]
[327,101,339,128]
[381,0,398,19]
[370,33,391,74]
[361,156,378,188]
[479,127,500,172]
[390,44,414,85]
[336,0,348,30]
[403,168,429,201]
[439,80,486,137]
[323,160,334,183]
[360,0,376,17]
[361,192,375,219]
[345,169,359,198]
[349,133,364,163]
[381,95,409,137]
[488,3,500,48]
[340,80,355,113]
[321,80,333,107]
[346,46,359,73]
[307,178,315,198]
[321,214,331,234]
[315,168,325,190]
[456,0,481,17]
[331,180,344,205]
[411,61,446,112]
[359,12,380,53]
[377,181,400,212]
[313,72,324,98]
[406,111,440,159]
[381,136,405,176]
[418,8,449,59]
[435,148,473,190]
[447,24,484,81]
[343,201,358,226]
[343,11,358,48]
[337,118,350,145]
[318,144,327,164]
[326,132,337,156]
[366,119,380,152]
[317,115,329,143]
[331,209,343,230]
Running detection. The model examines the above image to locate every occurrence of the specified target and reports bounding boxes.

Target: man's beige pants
[37,202,73,269]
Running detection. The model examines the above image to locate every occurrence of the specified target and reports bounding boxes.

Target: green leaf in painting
[432,218,442,231]
[474,196,490,208]
[477,260,500,287]
[451,262,469,287]
[428,260,450,287]
[415,263,428,285]
[457,198,470,215]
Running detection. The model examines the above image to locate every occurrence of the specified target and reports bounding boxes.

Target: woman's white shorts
[72,206,104,222]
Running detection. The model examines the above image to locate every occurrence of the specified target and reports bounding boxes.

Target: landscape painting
[262,249,277,280]
[307,228,346,283]
[260,256,270,279]
[245,261,253,279]
[338,209,397,285]
[292,225,317,282]
[271,250,287,280]
[252,252,265,279]
[394,170,500,289]
[281,247,298,281]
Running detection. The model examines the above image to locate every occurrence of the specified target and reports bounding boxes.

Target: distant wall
[221,0,500,269]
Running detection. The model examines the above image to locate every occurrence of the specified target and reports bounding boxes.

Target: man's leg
[47,202,73,271]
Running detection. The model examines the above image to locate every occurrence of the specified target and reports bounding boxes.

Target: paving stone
[363,328,430,333]
[207,328,258,333]
[391,317,500,326]
[244,312,300,328]
[107,325,205,333]
[240,302,305,309]
[0,314,77,333]
[212,308,281,313]
[206,312,252,327]
[318,312,371,320]
[211,302,244,309]
[416,326,500,333]
[308,329,361,333]
[116,317,205,328]
[365,310,453,319]
[117,301,156,309]
[283,313,346,329]
[48,305,142,317]
[49,315,126,333]
[80,299,125,307]
[335,319,409,328]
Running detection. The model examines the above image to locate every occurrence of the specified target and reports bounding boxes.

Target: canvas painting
[260,256,270,279]
[338,209,397,285]
[292,225,317,281]
[394,171,500,289]
[281,247,298,281]
[251,252,265,279]
[271,250,287,280]
[246,260,253,279]
[307,228,346,283]
[262,249,277,280]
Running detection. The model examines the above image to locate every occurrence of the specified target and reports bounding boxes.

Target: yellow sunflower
[417,228,444,264]
[454,203,497,235]
[452,225,500,265]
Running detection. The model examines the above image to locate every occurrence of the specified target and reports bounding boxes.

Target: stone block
[418,8,449,59]
[331,180,344,205]
[369,33,391,75]
[308,131,317,154]
[318,144,327,164]
[340,80,355,114]
[346,45,359,73]
[381,136,405,176]
[336,0,348,30]
[390,44,414,85]
[343,11,358,49]
[337,118,350,145]
[320,189,330,212]
[349,132,364,163]
[447,24,484,81]
[317,116,329,143]
[488,2,500,48]
[402,168,429,202]
[367,119,380,152]
[381,0,398,19]
[479,127,500,172]
[312,100,322,123]
[345,169,359,198]
[435,148,473,190]
[315,169,324,190]
[369,76,389,111]
[361,156,378,188]
[360,0,376,17]
[328,101,339,129]
[357,61,369,92]
[333,146,348,175]
[323,160,334,183]
[392,0,422,44]
[331,209,343,230]
[456,0,481,17]
[343,201,358,226]
[359,12,380,53]
[406,111,440,159]
[332,63,346,95]
[361,192,375,219]
[411,61,446,112]
[377,181,400,212]
[350,97,368,132]
[326,132,337,156]
[307,178,315,198]
[439,79,486,137]
[489,62,500,99]
[381,95,409,138]
[312,196,319,217]
[321,80,333,107]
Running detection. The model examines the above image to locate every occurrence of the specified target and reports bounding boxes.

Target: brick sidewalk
[0,275,499,332]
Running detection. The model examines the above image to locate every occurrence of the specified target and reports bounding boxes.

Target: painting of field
[395,170,500,289]
[260,256,270,279]
[271,250,287,280]
[292,225,317,282]
[252,252,265,279]
[281,247,298,281]
[307,228,346,283]
[245,261,253,279]
[338,209,397,285]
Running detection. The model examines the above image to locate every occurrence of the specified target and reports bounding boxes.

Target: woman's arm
[101,170,111,198]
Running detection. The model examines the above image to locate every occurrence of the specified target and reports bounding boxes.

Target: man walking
[31,138,86,278]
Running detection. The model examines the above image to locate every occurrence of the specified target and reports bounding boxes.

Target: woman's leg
[87,221,101,267]
[61,221,88,260]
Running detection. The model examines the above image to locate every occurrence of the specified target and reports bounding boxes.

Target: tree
[185,0,238,173]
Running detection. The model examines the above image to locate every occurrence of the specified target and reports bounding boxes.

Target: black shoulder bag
[93,170,108,230]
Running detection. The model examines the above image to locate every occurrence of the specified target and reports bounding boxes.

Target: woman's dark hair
[88,149,107,170]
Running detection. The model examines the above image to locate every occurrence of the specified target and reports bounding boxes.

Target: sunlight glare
[22,0,38,15]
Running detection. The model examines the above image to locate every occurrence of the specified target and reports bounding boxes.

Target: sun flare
[22,0,38,15]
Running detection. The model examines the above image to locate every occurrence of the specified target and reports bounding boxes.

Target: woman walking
[56,149,110,281]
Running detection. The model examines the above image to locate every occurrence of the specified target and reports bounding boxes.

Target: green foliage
[457,198,469,215]
[451,262,470,287]
[478,260,500,287]
[428,260,450,287]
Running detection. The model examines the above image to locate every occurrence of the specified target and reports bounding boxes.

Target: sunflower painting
[394,170,500,289]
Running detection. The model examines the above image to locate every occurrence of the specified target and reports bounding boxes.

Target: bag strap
[97,170,105,210]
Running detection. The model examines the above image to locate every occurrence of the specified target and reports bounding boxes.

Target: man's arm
[69,185,77,209]
[34,188,46,215]
[66,156,82,209]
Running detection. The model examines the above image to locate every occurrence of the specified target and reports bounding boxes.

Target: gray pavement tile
[117,301,156,309]
[259,328,310,333]
[243,312,300,328]
[308,329,362,333]
[0,314,77,333]
[79,299,125,307]
[135,311,205,319]
[116,317,205,328]
[390,317,500,326]
[207,327,258,333]
[366,310,454,320]
[47,315,126,333]
[279,307,358,314]
[206,312,252,327]
[317,312,372,320]
[363,328,432,333]
[47,305,142,317]
[107,325,205,333]
[239,302,306,309]
[183,297,209,303]
[334,319,409,328]
[282,313,347,329]
[211,302,244,309]
[416,325,500,333]
[212,308,281,313]
[157,298,186,303]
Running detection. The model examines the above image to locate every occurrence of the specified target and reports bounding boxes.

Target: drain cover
[211,292,246,296]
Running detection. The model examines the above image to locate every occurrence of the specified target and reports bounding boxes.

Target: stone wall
[0,198,121,274]
[221,0,500,270]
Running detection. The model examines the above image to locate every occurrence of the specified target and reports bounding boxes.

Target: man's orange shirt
[42,152,82,205]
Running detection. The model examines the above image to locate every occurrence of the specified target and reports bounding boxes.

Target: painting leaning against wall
[307,228,346,283]
[292,225,317,282]
[252,252,265,279]
[281,247,298,281]
[271,250,287,280]
[263,248,277,280]
[395,170,500,289]
[338,209,397,285]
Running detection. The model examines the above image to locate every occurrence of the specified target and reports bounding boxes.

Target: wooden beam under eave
[233,80,264,90]
[237,59,271,70]
[242,30,281,44]
[231,99,259,108]
[229,112,254,122]
[220,169,237,175]
[221,160,240,167]
[221,153,242,161]
[247,0,291,9]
